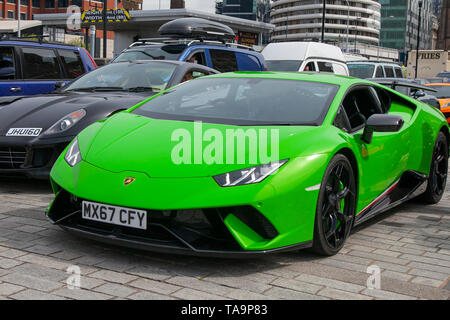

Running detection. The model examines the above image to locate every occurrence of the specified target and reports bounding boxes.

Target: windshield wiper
[65,86,125,92]
[127,86,159,92]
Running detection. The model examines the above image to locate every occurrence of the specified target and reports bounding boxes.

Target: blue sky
[142,0,216,13]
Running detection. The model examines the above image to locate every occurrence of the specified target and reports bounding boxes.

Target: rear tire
[311,154,357,256]
[418,132,448,204]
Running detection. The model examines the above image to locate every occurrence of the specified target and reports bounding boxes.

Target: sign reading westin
[81,9,130,23]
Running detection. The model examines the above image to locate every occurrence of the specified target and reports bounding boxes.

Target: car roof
[0,39,81,50]
[110,59,219,73]
[203,71,361,86]
[262,42,345,62]
[347,61,401,65]
[122,42,260,55]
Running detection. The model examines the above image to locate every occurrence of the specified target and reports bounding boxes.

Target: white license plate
[81,201,147,230]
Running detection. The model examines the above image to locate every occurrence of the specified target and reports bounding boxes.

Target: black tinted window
[384,66,395,78]
[114,44,186,62]
[375,66,384,77]
[209,50,238,72]
[0,47,15,80]
[58,49,84,79]
[22,47,61,79]
[317,61,333,73]
[394,67,403,78]
[348,64,375,78]
[135,78,339,125]
[266,60,302,71]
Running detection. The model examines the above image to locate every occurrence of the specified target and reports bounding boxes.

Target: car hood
[0,92,151,137]
[81,112,329,178]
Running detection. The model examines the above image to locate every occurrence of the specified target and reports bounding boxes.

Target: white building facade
[270,0,381,47]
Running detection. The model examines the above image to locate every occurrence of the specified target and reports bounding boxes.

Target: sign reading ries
[81,9,130,23]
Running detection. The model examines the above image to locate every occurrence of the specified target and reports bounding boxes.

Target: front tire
[418,131,448,204]
[311,154,357,256]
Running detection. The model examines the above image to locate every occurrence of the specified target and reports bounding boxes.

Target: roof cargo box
[158,18,235,42]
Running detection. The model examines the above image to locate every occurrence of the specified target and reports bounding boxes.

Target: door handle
[10,87,22,92]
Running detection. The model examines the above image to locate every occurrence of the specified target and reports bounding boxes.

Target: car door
[0,45,23,96]
[336,85,410,212]
[18,46,64,96]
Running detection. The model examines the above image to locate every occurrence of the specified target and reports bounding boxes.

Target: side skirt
[354,170,427,226]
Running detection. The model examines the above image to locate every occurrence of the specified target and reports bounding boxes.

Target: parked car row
[0,18,449,258]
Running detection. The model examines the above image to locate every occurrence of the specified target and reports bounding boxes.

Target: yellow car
[425,83,450,123]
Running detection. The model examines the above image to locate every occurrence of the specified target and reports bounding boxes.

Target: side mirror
[54,81,67,90]
[362,114,404,144]
[412,90,426,99]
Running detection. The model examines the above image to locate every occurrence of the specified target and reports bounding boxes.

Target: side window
[187,51,206,66]
[235,52,262,71]
[341,87,384,131]
[394,67,403,78]
[209,49,238,72]
[384,66,394,78]
[22,47,61,79]
[0,46,16,80]
[181,70,208,83]
[375,66,384,77]
[304,61,316,71]
[58,49,84,79]
[317,61,334,73]
[373,87,392,113]
[332,63,347,75]
[333,106,351,132]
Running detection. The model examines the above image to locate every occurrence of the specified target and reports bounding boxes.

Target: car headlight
[44,109,86,135]
[213,160,288,187]
[64,138,82,167]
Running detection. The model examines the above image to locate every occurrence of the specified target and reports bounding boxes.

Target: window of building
[7,11,15,19]
[45,0,55,8]
[58,0,68,7]
[7,0,16,3]
[0,47,16,80]
[22,47,61,80]
[32,0,40,6]
[20,0,27,5]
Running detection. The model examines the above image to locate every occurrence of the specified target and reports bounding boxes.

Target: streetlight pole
[415,0,423,79]
[344,0,349,52]
[321,0,326,42]
[103,0,107,58]
[17,2,21,37]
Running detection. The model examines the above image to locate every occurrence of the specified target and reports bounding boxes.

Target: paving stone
[263,287,327,300]
[0,282,24,296]
[10,289,67,300]
[408,268,449,281]
[0,273,63,292]
[317,287,372,300]
[128,278,181,295]
[295,274,366,293]
[411,277,445,288]
[166,276,232,296]
[225,289,270,300]
[361,288,417,300]
[271,277,323,294]
[128,291,174,300]
[171,288,225,300]
[93,283,138,298]
[53,288,112,300]
[89,269,138,284]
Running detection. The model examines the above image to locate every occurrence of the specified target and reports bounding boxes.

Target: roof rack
[0,34,77,47]
[127,38,254,51]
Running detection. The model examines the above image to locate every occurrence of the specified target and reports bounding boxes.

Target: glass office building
[380,0,433,63]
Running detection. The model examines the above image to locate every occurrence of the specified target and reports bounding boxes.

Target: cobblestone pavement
[0,173,449,300]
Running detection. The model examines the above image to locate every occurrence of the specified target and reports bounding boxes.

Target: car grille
[0,147,27,169]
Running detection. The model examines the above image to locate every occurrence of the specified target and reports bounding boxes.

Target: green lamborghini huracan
[46,72,449,256]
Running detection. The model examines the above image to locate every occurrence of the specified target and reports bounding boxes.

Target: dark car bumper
[0,138,71,179]
[46,189,312,257]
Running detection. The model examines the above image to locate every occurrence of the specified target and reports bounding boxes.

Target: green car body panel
[47,72,449,254]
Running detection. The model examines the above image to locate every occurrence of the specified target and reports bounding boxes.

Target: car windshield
[347,64,375,78]
[437,72,450,78]
[134,77,339,125]
[426,85,450,99]
[266,60,303,72]
[63,62,177,92]
[113,44,187,62]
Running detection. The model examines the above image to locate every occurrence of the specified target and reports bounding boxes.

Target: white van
[261,42,349,76]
